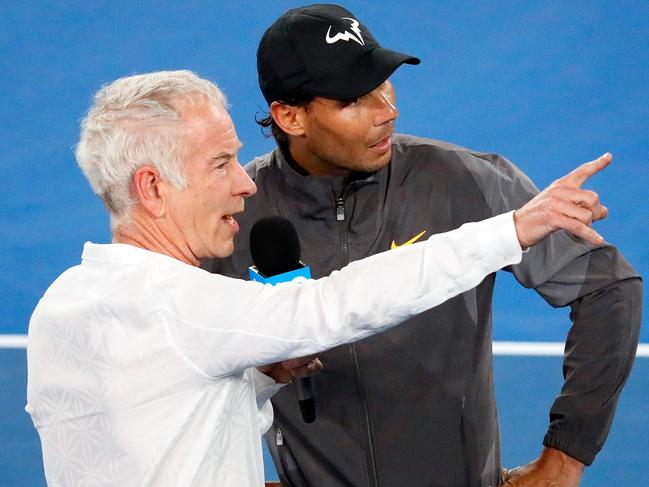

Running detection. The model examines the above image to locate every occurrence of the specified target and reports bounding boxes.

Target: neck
[112,210,200,266]
[286,141,351,178]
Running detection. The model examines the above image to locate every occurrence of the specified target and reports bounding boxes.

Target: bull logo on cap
[325,17,365,46]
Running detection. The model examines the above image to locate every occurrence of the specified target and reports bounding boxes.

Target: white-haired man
[27,70,611,487]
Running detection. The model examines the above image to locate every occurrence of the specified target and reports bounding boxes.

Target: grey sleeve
[469,151,643,465]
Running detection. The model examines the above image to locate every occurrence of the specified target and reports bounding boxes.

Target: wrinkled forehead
[177,98,241,153]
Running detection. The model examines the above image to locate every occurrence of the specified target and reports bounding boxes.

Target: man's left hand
[502,447,585,486]
[257,354,323,384]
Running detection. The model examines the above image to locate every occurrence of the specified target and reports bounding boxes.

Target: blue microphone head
[250,216,302,277]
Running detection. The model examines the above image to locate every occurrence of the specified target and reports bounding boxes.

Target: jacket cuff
[543,430,596,466]
[475,210,522,270]
[251,368,287,408]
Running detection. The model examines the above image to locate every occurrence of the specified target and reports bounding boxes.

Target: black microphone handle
[295,376,316,423]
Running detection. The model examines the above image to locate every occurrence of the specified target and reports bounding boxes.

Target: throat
[113,217,200,267]
[286,144,351,178]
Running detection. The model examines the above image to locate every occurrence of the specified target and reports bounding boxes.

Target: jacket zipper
[336,195,380,487]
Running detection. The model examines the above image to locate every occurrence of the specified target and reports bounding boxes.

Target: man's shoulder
[391,133,527,182]
[393,133,500,162]
[392,133,471,153]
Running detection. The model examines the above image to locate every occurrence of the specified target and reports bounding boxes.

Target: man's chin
[362,150,392,172]
[202,241,236,261]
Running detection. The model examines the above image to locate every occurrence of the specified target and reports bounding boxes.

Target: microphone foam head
[250,216,302,277]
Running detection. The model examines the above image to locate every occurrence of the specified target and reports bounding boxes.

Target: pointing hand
[514,153,611,248]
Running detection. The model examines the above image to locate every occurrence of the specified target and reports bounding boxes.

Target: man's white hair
[75,70,227,228]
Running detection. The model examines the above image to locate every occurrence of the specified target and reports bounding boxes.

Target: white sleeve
[249,368,285,434]
[153,211,521,377]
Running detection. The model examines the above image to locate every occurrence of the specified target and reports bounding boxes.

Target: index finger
[557,152,612,188]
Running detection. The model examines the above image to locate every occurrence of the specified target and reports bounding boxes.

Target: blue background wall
[1,1,647,485]
[1,0,647,340]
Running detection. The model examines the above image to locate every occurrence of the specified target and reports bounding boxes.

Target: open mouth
[221,215,237,225]
[221,213,241,232]
[222,204,245,227]
[369,134,392,152]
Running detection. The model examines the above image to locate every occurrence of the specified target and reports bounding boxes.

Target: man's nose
[233,162,257,197]
[373,86,398,126]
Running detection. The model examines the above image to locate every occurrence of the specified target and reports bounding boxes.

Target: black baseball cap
[257,4,420,104]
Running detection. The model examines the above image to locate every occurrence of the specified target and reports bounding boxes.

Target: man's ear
[270,101,308,136]
[131,166,166,218]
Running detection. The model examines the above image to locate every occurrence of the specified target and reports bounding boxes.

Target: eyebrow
[210,142,243,162]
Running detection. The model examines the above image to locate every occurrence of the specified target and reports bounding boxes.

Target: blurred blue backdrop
[1,0,646,340]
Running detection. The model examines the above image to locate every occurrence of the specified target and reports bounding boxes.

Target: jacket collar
[271,146,385,199]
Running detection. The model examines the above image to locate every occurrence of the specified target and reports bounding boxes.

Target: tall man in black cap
[202,4,642,486]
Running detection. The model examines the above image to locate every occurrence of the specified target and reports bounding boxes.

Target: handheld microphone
[249,216,316,424]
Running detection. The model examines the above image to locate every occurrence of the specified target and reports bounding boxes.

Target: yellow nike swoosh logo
[391,230,427,249]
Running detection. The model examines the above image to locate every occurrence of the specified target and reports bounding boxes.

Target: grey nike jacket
[201,134,642,487]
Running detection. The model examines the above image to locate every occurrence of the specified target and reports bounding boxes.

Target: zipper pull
[336,198,345,221]
[275,427,284,446]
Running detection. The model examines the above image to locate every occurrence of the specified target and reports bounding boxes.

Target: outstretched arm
[498,153,641,485]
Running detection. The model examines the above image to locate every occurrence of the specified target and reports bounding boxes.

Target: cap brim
[307,48,420,100]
